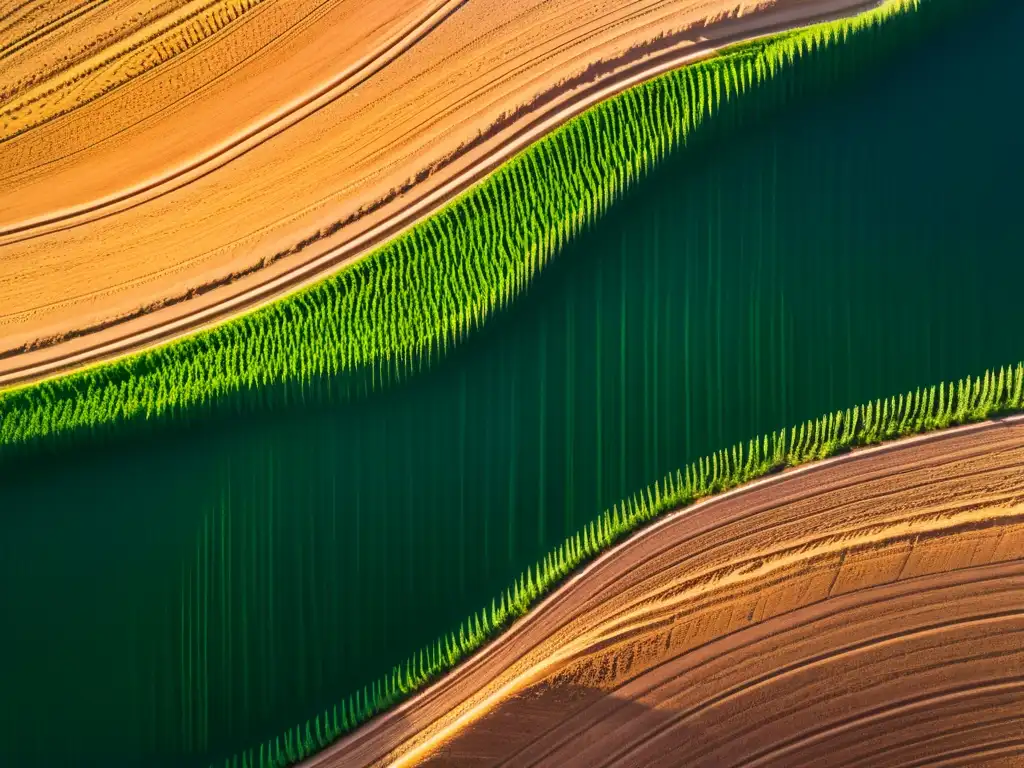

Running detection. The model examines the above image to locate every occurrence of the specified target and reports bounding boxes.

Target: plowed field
[319,418,1024,767]
[0,0,875,385]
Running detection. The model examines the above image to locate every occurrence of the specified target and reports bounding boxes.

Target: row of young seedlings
[0,0,929,457]
[213,361,1024,768]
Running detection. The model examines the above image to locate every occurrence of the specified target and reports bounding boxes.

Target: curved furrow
[0,0,880,387]
[526,438,1024,656]
[496,581,1024,767]
[304,418,1024,767]
[842,718,1024,768]
[475,574,1024,768]
[902,741,1024,768]
[0,0,105,61]
[0,0,465,238]
[505,601,1024,766]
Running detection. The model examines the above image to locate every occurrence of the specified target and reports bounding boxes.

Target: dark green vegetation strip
[193,4,993,765]
[220,364,1024,768]
[0,0,940,457]
[1,0,1007,766]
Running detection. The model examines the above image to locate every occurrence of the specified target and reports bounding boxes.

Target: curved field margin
[352,430,1024,767]
[0,0,882,386]
[0,0,881,370]
[207,364,1024,768]
[0,0,959,457]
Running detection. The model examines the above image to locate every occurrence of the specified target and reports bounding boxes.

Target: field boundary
[0,0,880,387]
[0,0,961,485]
[214,363,1024,768]
[324,417,1024,768]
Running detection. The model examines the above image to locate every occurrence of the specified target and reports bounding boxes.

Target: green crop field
[1,0,1020,766]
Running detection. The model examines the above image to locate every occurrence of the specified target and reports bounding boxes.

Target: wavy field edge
[213,364,1024,768]
[0,0,951,458]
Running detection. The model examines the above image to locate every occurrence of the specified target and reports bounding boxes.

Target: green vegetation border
[0,0,946,458]
[217,365,1024,768]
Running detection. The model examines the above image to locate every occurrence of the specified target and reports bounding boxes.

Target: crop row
[0,0,948,460]
[210,363,1024,768]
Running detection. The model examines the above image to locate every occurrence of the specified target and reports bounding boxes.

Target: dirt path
[0,0,879,388]
[313,417,1024,767]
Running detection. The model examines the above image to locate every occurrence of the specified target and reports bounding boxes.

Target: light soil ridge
[314,417,1024,767]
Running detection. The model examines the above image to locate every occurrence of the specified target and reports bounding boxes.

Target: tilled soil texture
[0,0,876,385]
[318,418,1024,768]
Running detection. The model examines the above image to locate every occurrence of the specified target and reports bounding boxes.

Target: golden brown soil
[0,0,876,386]
[315,418,1024,767]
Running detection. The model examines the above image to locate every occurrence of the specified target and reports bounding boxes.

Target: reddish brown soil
[0,0,876,387]
[313,418,1024,767]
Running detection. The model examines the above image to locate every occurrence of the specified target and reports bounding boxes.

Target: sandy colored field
[0,0,877,386]
[311,417,1024,767]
